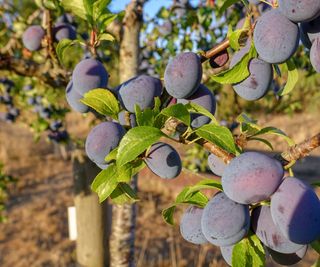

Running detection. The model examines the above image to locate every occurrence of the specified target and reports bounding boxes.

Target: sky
[110,0,198,18]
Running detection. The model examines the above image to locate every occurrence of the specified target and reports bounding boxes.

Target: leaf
[211,42,257,84]
[218,0,241,15]
[56,39,79,64]
[135,105,155,127]
[98,13,118,30]
[161,103,190,126]
[185,179,223,196]
[249,137,274,150]
[91,164,119,202]
[93,0,111,20]
[98,33,115,42]
[61,0,87,20]
[251,127,294,146]
[185,102,218,125]
[117,126,165,167]
[81,89,119,118]
[312,240,320,254]
[110,182,139,204]
[105,147,118,162]
[83,0,94,25]
[196,124,236,154]
[232,234,265,267]
[278,59,299,96]
[311,182,320,188]
[162,206,176,225]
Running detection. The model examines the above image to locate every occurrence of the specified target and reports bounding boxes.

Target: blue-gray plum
[164,52,202,99]
[278,0,320,22]
[85,122,125,165]
[300,16,320,49]
[220,245,234,266]
[201,192,250,246]
[251,206,304,253]
[230,46,273,101]
[177,84,216,128]
[267,246,307,266]
[209,50,229,68]
[180,206,207,244]
[53,22,76,41]
[22,25,45,51]
[65,80,89,113]
[72,58,108,95]
[222,152,284,204]
[117,110,137,127]
[207,153,227,176]
[118,75,162,112]
[310,37,320,72]
[96,163,109,170]
[270,177,320,244]
[253,9,299,64]
[144,142,181,179]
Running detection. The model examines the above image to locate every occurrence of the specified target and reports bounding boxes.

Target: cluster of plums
[22,14,76,52]
[0,78,20,123]
[180,151,320,266]
[218,0,320,102]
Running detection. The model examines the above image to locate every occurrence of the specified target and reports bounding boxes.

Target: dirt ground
[0,112,319,267]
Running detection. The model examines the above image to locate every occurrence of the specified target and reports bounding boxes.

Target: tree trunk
[109,1,143,267]
[73,152,111,267]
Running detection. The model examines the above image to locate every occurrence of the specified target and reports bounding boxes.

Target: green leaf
[105,147,118,162]
[211,42,257,84]
[135,105,155,127]
[56,39,79,64]
[81,89,119,118]
[98,33,115,42]
[91,164,119,202]
[98,13,118,30]
[249,137,274,150]
[117,126,165,166]
[312,240,320,254]
[232,234,266,267]
[83,0,94,25]
[278,59,299,96]
[161,103,190,126]
[110,182,139,204]
[185,178,223,196]
[311,182,320,188]
[196,124,236,154]
[162,206,176,225]
[61,0,87,20]
[185,102,218,125]
[93,0,111,20]
[218,0,240,15]
[251,127,294,146]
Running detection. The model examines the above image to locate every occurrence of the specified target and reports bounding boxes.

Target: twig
[44,9,58,64]
[200,39,230,63]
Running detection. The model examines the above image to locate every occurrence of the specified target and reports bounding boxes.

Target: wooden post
[73,153,111,267]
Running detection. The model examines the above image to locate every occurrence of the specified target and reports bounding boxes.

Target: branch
[200,38,230,63]
[44,9,59,64]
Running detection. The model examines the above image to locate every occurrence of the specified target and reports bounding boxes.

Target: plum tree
[201,192,250,246]
[222,152,284,204]
[278,0,320,23]
[144,142,182,179]
[118,75,162,112]
[179,205,207,244]
[251,206,304,254]
[310,37,320,73]
[267,246,308,266]
[253,9,299,64]
[164,52,202,99]
[65,81,89,113]
[53,22,77,41]
[72,58,109,95]
[207,153,227,176]
[300,16,320,49]
[270,177,320,244]
[230,46,273,101]
[22,25,45,51]
[220,245,234,266]
[177,84,216,128]
[85,122,125,165]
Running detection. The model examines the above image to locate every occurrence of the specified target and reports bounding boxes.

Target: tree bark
[73,152,111,267]
[109,1,143,267]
